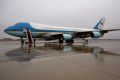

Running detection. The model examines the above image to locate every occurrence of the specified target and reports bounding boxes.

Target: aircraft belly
[32,32,47,38]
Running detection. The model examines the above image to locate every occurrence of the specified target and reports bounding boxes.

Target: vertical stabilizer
[94,18,105,29]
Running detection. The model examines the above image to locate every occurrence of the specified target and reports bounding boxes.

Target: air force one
[4,18,120,44]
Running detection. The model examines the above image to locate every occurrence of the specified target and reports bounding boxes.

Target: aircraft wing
[44,28,120,39]
[73,31,91,38]
[43,32,62,40]
[101,29,120,32]
[73,29,120,38]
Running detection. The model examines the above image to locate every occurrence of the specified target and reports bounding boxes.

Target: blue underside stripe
[30,29,75,32]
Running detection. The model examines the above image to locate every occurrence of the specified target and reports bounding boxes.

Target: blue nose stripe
[4,26,14,32]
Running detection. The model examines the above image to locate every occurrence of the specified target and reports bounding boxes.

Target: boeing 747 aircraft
[4,18,120,45]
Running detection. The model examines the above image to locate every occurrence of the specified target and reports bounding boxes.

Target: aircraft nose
[4,28,8,33]
[4,26,13,34]
[4,28,8,32]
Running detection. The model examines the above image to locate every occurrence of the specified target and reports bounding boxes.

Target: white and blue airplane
[4,18,120,44]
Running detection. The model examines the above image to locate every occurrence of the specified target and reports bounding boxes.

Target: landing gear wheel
[59,40,63,44]
[20,38,24,48]
[66,40,74,43]
[59,35,64,44]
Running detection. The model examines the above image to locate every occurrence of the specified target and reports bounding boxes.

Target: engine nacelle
[63,34,73,40]
[91,31,102,38]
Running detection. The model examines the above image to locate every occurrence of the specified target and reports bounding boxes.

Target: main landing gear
[83,38,88,44]
[59,39,74,44]
[66,40,74,43]
[20,38,24,48]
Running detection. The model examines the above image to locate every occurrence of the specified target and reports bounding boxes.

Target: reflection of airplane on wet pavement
[5,44,39,62]
[4,43,120,62]
[4,18,120,46]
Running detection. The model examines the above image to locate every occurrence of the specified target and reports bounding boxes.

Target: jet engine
[91,31,102,38]
[62,34,73,40]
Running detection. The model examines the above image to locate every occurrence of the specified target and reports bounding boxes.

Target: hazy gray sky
[0,0,120,39]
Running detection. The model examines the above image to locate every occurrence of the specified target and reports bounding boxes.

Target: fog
[0,0,120,39]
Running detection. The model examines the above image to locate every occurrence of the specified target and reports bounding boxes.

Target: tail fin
[94,18,105,30]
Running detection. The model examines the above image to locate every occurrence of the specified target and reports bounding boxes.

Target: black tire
[66,40,74,43]
[59,40,63,43]
[59,35,64,44]
[71,39,74,43]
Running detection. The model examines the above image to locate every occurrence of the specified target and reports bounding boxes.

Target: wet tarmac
[0,40,120,80]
